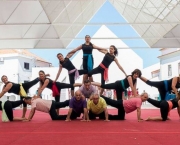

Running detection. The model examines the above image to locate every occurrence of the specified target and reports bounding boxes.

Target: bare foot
[167,117,171,120]
[145,117,150,121]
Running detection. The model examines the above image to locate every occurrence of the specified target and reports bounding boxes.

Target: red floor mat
[1,109,180,145]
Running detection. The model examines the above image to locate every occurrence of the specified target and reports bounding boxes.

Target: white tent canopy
[0,0,180,49]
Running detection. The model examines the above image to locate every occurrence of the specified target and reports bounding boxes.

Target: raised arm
[69,45,82,54]
[66,45,82,58]
[93,44,106,50]
[127,76,137,97]
[98,49,108,54]
[171,77,178,98]
[54,65,62,82]
[114,58,127,77]
[0,83,12,98]
[37,79,49,96]
[91,82,101,87]
[92,44,107,54]
[74,83,83,87]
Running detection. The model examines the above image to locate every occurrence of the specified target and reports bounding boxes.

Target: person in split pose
[145,93,180,121]
[24,97,69,121]
[88,45,127,95]
[0,75,48,118]
[140,75,180,100]
[37,70,81,115]
[67,35,106,82]
[54,52,88,97]
[0,99,27,122]
[91,69,142,100]
[101,93,148,121]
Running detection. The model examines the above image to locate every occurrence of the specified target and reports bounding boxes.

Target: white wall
[160,52,180,80]
[161,48,179,55]
[18,56,33,83]
[35,60,50,67]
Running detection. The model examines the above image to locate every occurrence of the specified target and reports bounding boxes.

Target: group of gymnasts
[0,35,180,122]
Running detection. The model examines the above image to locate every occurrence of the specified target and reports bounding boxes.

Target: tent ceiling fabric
[0,0,106,48]
[0,0,180,49]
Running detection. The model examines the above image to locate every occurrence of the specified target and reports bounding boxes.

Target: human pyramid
[0,35,180,123]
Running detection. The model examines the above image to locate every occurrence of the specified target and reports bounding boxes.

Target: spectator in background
[102,89,106,96]
[97,86,101,95]
[137,88,139,95]
[132,88,139,96]
[105,89,112,99]
[142,90,146,104]
[36,89,42,98]
[122,92,128,100]
[68,89,71,99]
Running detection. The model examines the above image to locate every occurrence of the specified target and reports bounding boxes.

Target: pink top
[31,98,52,113]
[123,97,142,113]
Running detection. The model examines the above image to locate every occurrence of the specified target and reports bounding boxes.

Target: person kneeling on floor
[65,90,89,121]
[101,93,148,121]
[87,93,109,121]
[23,96,69,121]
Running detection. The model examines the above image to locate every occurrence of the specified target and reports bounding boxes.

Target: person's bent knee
[146,80,151,85]
[100,84,105,88]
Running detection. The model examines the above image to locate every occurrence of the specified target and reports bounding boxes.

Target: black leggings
[49,100,69,120]
[21,77,40,107]
[54,82,74,102]
[70,110,82,120]
[69,70,88,90]
[146,80,167,100]
[101,95,125,120]
[3,100,23,121]
[147,98,169,121]
[101,81,124,100]
[88,66,105,85]
[89,110,105,120]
